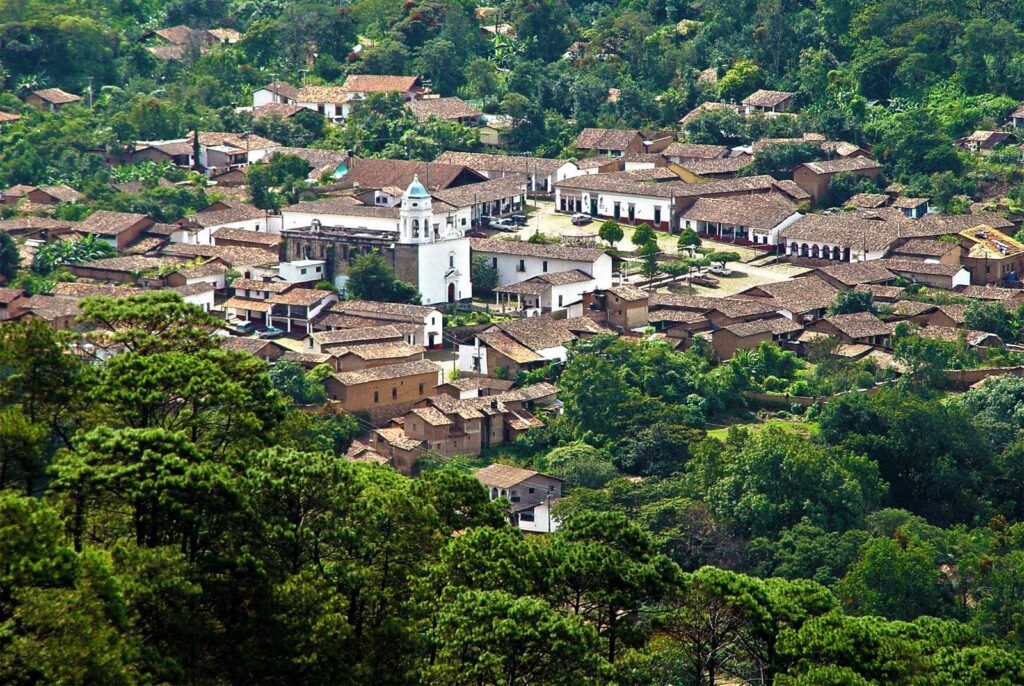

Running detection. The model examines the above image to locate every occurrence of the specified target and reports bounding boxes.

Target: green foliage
[677,227,701,248]
[470,254,499,295]
[598,220,624,246]
[345,250,421,304]
[31,234,115,275]
[828,289,875,315]
[268,360,328,405]
[0,230,18,284]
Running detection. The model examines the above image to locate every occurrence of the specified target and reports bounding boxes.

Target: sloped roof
[741,89,795,107]
[822,311,894,339]
[662,142,728,159]
[435,151,569,176]
[257,80,300,99]
[407,97,482,122]
[341,74,420,93]
[682,195,796,229]
[574,128,641,151]
[475,463,542,488]
[252,103,305,120]
[344,158,484,191]
[30,88,81,105]
[333,359,440,385]
[79,210,150,236]
[801,157,881,175]
[470,237,607,262]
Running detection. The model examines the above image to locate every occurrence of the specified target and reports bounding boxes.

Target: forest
[5,0,1024,684]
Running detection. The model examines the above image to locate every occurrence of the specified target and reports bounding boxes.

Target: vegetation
[345,250,421,304]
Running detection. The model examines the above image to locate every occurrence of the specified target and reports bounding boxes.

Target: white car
[709,263,732,276]
[571,213,592,226]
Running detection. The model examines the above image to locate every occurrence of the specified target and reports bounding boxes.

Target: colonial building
[281,176,472,305]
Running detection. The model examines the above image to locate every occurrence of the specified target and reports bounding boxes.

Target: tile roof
[283,196,400,219]
[890,238,956,258]
[30,88,82,105]
[333,300,439,319]
[38,184,82,203]
[780,214,902,252]
[960,285,1024,302]
[297,85,348,103]
[909,212,1014,236]
[489,315,600,352]
[409,405,453,426]
[0,287,25,304]
[160,243,278,266]
[79,210,150,236]
[606,284,649,302]
[773,179,812,201]
[679,102,740,127]
[0,111,22,123]
[475,463,541,488]
[195,130,280,151]
[220,337,279,354]
[258,80,300,99]
[185,200,266,228]
[335,341,423,360]
[682,195,797,229]
[333,359,440,385]
[222,296,272,313]
[373,427,422,452]
[72,255,172,272]
[434,151,569,176]
[476,330,544,363]
[822,311,894,339]
[738,276,838,313]
[312,325,403,346]
[154,25,211,44]
[741,89,795,107]
[662,143,728,159]
[677,156,751,175]
[890,300,936,317]
[341,74,420,93]
[407,97,482,122]
[252,103,305,120]
[801,157,882,175]
[230,278,292,293]
[213,228,281,246]
[470,237,607,262]
[812,260,897,286]
[720,316,803,338]
[891,197,929,209]
[649,292,779,318]
[344,158,484,191]
[919,326,1001,346]
[269,147,352,171]
[432,176,526,207]
[881,258,965,277]
[269,288,334,306]
[574,128,642,150]
[556,170,778,198]
[848,193,889,209]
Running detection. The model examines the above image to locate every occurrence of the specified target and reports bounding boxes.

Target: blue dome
[404,174,430,199]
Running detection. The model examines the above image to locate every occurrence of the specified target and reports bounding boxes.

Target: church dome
[403,174,430,200]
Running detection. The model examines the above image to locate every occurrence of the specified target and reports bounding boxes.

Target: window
[449,253,455,268]
[373,391,379,403]
[558,295,563,307]
[542,260,548,272]
[518,259,525,272]
[300,268,307,275]
[316,266,322,273]
[391,387,397,400]
[528,487,535,494]
[419,383,424,394]
[492,257,498,268]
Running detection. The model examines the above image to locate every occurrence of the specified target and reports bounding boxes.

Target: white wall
[458,340,487,373]
[278,260,326,282]
[417,236,471,305]
[545,279,596,311]
[180,288,215,312]
[476,250,613,290]
[281,210,398,233]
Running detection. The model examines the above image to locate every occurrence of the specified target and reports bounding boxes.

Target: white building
[434,151,583,196]
[475,463,563,533]
[680,196,802,246]
[278,259,327,283]
[252,81,299,107]
[470,237,613,290]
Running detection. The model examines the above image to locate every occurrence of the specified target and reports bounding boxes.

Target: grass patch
[707,418,820,441]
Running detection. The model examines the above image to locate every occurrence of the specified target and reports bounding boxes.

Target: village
[5,52,1024,533]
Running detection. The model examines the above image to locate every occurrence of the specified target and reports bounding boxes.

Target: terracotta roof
[195,130,279,151]
[1012,103,1024,119]
[341,74,420,93]
[333,359,440,385]
[919,326,1001,346]
[269,288,334,306]
[0,111,22,123]
[154,25,212,44]
[910,212,1014,236]
[231,278,293,293]
[801,157,881,175]
[574,128,641,151]
[297,85,349,104]
[431,176,525,208]
[662,143,728,160]
[606,284,649,302]
[222,296,273,313]
[270,147,352,171]
[252,103,305,120]
[720,316,803,338]
[160,243,277,266]
[335,341,423,360]
[855,284,905,301]
[221,337,279,354]
[475,463,540,488]
[0,217,79,232]
[281,351,333,366]
[741,89,795,108]
[470,237,607,262]
[147,44,188,60]
[407,97,481,122]
[373,427,422,452]
[72,255,172,273]
[186,200,266,228]
[79,210,151,236]
[960,285,1024,302]
[434,151,569,176]
[409,405,453,426]
[344,158,484,191]
[881,258,965,277]
[333,300,438,319]
[738,276,837,314]
[208,28,241,42]
[0,287,25,304]
[649,292,779,319]
[780,214,902,252]
[890,300,936,317]
[169,261,227,279]
[488,315,600,352]
[30,88,81,105]
[312,325,403,346]
[258,80,300,99]
[679,102,740,127]
[284,196,400,219]
[38,184,82,203]
[213,228,281,246]
[890,238,955,259]
[812,260,897,286]
[848,193,888,209]
[773,179,812,201]
[440,377,515,392]
[476,330,543,363]
[891,197,929,209]
[556,170,778,198]
[677,156,751,175]
[682,195,796,229]
[822,311,894,339]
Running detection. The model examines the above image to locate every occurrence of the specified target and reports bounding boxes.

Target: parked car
[690,274,720,287]
[508,214,527,226]
[466,230,488,238]
[226,319,256,335]
[709,263,732,276]
[571,213,592,226]
[257,325,286,339]
[489,219,516,231]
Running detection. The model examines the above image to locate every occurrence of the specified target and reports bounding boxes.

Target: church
[280,176,474,305]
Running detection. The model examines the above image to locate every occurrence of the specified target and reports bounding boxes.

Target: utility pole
[87,76,94,109]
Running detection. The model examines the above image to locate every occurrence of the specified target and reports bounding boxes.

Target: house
[295,85,349,122]
[266,288,338,334]
[574,128,646,157]
[710,316,803,360]
[64,255,173,284]
[78,210,154,249]
[780,214,903,264]
[923,303,968,329]
[219,337,285,362]
[0,288,25,320]
[648,292,780,330]
[1011,103,1024,129]
[213,228,281,251]
[171,200,269,244]
[340,158,486,191]
[582,285,650,330]
[671,155,752,181]
[892,197,930,219]
[492,270,598,313]
[330,341,425,372]
[478,115,515,146]
[807,311,895,348]
[679,102,741,132]
[7,294,81,330]
[960,285,1024,305]
[458,316,602,376]
[475,463,563,533]
[407,97,482,125]
[0,111,22,130]
[958,225,1024,286]
[1,184,81,207]
[251,103,305,121]
[159,243,278,280]
[130,140,195,167]
[680,195,801,246]
[195,131,280,169]
[736,276,839,322]
[554,170,783,231]
[0,217,79,241]
[298,75,423,121]
[25,88,82,112]
[807,260,900,289]
[848,193,889,209]
[163,261,228,290]
[470,238,613,291]
[437,377,515,400]
[792,157,883,205]
[434,151,583,197]
[321,300,444,348]
[322,358,442,422]
[379,383,558,467]
[252,81,300,107]
[741,89,796,114]
[309,325,404,354]
[661,143,729,164]
[957,130,1012,153]
[888,238,959,264]
[281,176,473,304]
